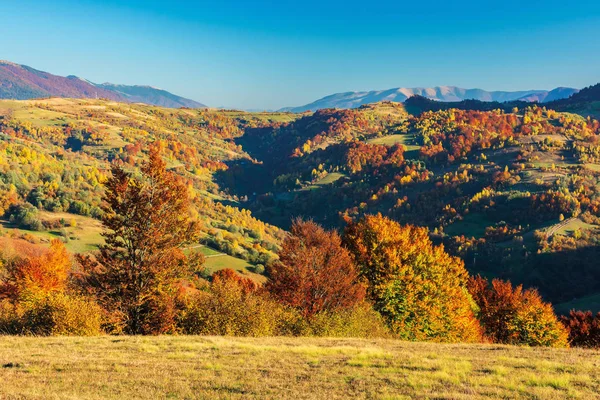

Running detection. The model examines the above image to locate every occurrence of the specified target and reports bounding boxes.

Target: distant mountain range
[0,60,205,108]
[281,86,579,113]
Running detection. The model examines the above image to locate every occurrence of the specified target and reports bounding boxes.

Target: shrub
[179,269,288,336]
[561,310,600,348]
[252,264,265,275]
[0,294,103,336]
[468,276,569,347]
[306,303,390,338]
[7,203,43,231]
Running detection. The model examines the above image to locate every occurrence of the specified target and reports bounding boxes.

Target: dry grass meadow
[0,336,599,399]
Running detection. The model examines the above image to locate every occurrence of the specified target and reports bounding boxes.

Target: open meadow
[0,336,599,399]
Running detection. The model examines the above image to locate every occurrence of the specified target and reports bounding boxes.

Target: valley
[2,87,600,315]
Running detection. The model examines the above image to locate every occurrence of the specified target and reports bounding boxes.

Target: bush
[7,203,44,231]
[68,200,90,216]
[0,294,103,336]
[561,310,600,348]
[305,303,390,338]
[252,264,265,274]
[468,276,569,347]
[179,269,288,336]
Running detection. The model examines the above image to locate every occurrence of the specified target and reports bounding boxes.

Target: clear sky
[1,0,599,110]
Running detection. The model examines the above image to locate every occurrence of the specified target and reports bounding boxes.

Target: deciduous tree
[468,276,568,347]
[267,219,366,318]
[343,214,482,342]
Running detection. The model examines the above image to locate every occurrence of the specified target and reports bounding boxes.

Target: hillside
[0,60,206,108]
[547,83,600,119]
[1,336,598,399]
[282,86,578,113]
[2,94,600,313]
[221,101,600,312]
[0,98,299,275]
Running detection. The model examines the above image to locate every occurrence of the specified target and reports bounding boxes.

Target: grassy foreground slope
[1,336,599,399]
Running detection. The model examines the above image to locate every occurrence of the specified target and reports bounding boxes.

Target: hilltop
[0,60,206,108]
[282,86,578,113]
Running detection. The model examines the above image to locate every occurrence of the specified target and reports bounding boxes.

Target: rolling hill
[0,97,297,276]
[222,99,600,312]
[0,60,206,108]
[282,86,578,112]
[1,86,600,314]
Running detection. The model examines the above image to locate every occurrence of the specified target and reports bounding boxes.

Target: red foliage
[266,219,366,318]
[561,310,600,348]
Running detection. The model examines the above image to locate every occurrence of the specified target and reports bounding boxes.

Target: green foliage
[7,203,43,231]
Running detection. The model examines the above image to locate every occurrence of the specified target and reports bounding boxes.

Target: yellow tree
[343,214,481,342]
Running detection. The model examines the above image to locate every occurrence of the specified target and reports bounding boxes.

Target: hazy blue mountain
[282,86,579,112]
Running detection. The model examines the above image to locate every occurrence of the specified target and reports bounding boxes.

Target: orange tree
[0,239,69,300]
[266,219,366,318]
[76,144,201,334]
[468,276,568,347]
[0,239,103,336]
[343,214,481,342]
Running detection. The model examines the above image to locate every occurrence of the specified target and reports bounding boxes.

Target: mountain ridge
[0,60,206,108]
[281,85,579,112]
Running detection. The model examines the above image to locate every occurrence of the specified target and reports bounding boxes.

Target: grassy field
[550,218,597,236]
[368,134,420,151]
[313,172,345,186]
[444,213,494,238]
[190,247,267,283]
[0,336,598,399]
[0,212,104,253]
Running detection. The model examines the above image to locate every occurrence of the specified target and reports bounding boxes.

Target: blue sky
[1,0,599,109]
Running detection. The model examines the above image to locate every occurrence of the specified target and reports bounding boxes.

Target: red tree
[266,219,366,318]
[561,310,600,348]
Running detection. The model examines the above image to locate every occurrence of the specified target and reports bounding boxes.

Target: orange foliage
[468,276,568,347]
[344,214,482,342]
[0,239,70,300]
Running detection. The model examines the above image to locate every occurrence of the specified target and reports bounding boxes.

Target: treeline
[1,147,597,348]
